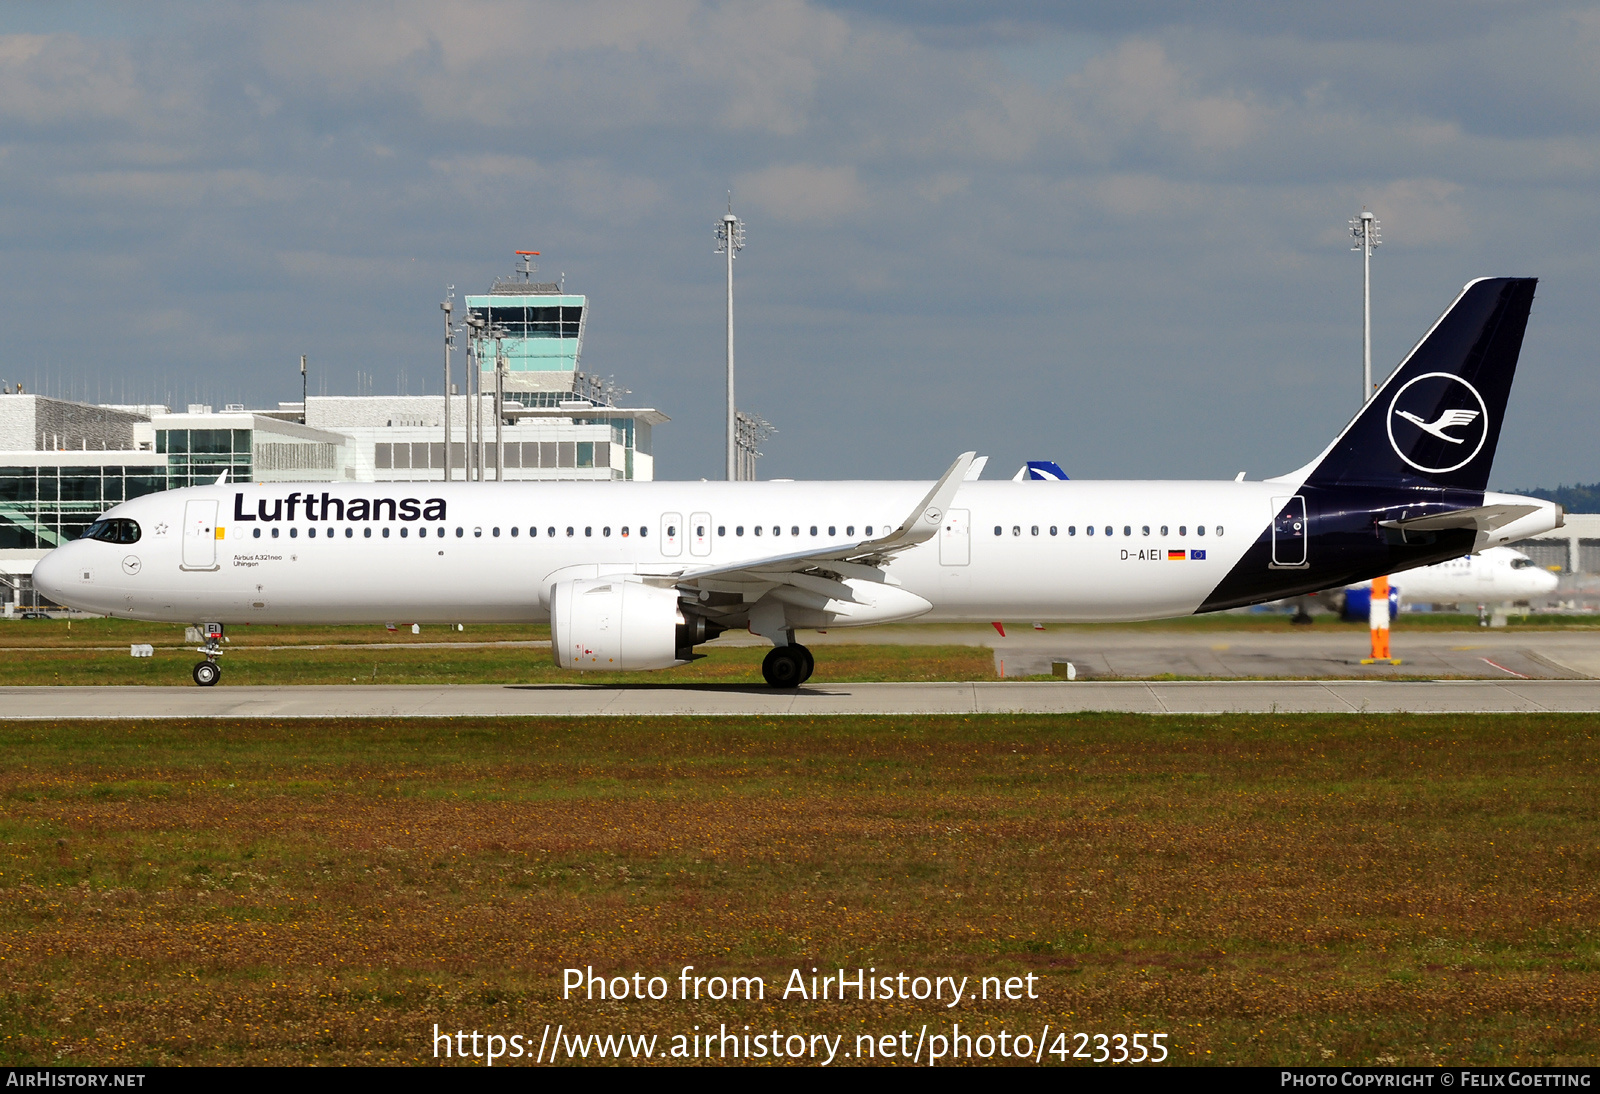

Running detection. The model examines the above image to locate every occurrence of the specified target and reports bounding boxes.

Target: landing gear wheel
[796,644,815,684]
[193,661,220,687]
[761,646,806,688]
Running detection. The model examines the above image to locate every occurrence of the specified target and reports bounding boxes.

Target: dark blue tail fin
[1302,277,1536,492]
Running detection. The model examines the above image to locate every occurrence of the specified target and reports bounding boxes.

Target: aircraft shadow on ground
[506,683,850,695]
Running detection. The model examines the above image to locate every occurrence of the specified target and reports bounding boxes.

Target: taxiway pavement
[2,679,1598,718]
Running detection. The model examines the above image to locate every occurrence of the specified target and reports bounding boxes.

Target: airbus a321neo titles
[35,277,1564,687]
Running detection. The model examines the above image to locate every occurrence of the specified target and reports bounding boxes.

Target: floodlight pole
[441,297,453,482]
[300,355,307,423]
[464,315,485,481]
[1351,209,1381,404]
[715,202,745,481]
[493,326,506,482]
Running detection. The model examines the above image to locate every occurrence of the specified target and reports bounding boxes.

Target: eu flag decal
[1190,549,1206,561]
[1167,549,1186,560]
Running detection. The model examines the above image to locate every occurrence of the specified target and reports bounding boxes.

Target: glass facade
[464,292,585,378]
[0,465,167,549]
[157,428,253,488]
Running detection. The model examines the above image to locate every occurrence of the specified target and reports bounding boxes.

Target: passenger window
[584,527,592,537]
[1197,526,1205,536]
[472,527,481,538]
[994,526,1002,536]
[792,526,800,536]
[566,527,574,537]
[668,525,678,537]
[774,526,781,536]
[1179,526,1187,536]
[1031,526,1038,536]
[383,528,390,538]
[1086,526,1094,536]
[847,525,855,536]
[345,528,353,538]
[1216,526,1223,537]
[1161,525,1168,536]
[308,528,316,538]
[602,527,610,537]
[363,527,371,538]
[865,526,873,536]
[253,528,261,539]
[400,527,407,538]
[1104,526,1112,536]
[493,527,501,537]
[272,527,280,538]
[717,526,725,536]
[1049,526,1057,536]
[639,526,648,537]
[1012,526,1021,536]
[548,528,555,537]
[753,526,761,536]
[810,526,818,536]
[1067,526,1075,536]
[1142,526,1150,536]
[620,527,629,537]
[828,526,836,536]
[1123,526,1131,537]
[511,527,518,537]
[736,526,745,536]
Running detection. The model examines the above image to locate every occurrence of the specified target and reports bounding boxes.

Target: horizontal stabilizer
[1378,504,1541,534]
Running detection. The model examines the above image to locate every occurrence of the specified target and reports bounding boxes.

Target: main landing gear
[761,644,815,688]
[191,621,224,686]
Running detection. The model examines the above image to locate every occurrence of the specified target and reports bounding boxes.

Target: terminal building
[0,264,666,607]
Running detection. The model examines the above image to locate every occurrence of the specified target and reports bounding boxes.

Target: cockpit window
[1511,557,1532,569]
[81,519,140,545]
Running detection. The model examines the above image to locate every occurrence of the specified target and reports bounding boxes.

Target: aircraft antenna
[1350,209,1382,404]
[715,194,745,480]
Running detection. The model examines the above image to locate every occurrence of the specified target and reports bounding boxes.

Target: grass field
[1,713,1596,1066]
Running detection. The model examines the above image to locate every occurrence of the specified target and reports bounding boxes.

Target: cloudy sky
[1,1,1597,488]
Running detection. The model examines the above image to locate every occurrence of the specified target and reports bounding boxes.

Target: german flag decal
[1167,549,1186,560]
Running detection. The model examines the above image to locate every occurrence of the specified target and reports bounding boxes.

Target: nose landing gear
[760,643,815,688]
[191,621,224,686]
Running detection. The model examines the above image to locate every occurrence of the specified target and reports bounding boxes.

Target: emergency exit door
[939,508,971,565]
[660,512,683,557]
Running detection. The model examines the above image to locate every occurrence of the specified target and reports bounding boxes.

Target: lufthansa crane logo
[1386,372,1489,474]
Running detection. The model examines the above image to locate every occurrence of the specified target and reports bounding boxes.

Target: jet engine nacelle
[551,578,689,671]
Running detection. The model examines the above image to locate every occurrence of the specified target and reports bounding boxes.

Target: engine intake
[551,578,688,671]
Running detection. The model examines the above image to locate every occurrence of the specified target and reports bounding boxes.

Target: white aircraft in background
[1338,546,1558,617]
[34,277,1564,686]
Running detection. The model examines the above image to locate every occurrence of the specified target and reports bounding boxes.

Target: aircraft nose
[32,545,72,605]
[1538,568,1560,593]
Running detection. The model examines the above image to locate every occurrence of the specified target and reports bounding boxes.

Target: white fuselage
[1378,547,1558,605]
[39,478,1289,626]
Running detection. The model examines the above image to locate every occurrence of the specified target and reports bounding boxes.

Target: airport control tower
[464,254,587,404]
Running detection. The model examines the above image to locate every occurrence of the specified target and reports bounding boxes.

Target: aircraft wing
[643,451,975,593]
[1378,504,1542,534]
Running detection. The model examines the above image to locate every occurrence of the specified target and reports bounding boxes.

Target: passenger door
[1270,496,1307,568]
[690,512,712,557]
[181,499,220,571]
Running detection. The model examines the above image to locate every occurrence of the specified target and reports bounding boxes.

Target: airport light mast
[441,294,454,481]
[1351,209,1382,404]
[715,200,745,481]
